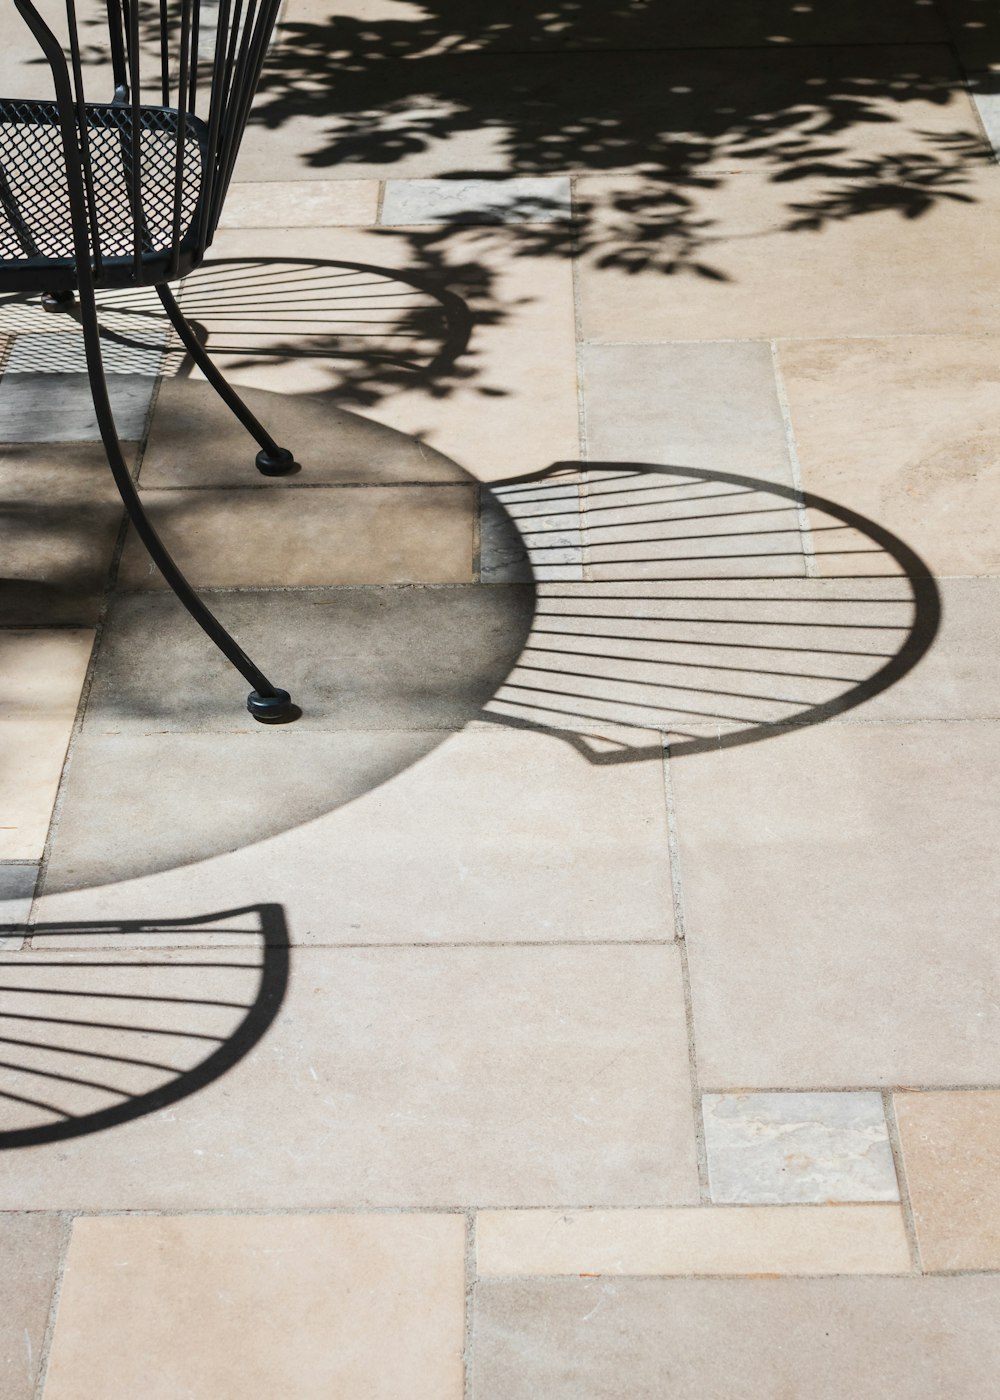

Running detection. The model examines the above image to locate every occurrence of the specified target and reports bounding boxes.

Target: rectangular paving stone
[779,337,1000,577]
[894,1090,1000,1272]
[582,467,808,581]
[218,178,380,227]
[38,727,677,946]
[483,574,962,742]
[0,372,155,443]
[179,226,579,482]
[140,375,467,486]
[477,1204,910,1276]
[0,630,93,861]
[578,165,1000,343]
[702,1092,899,1203]
[671,720,1000,1086]
[382,178,572,225]
[117,484,476,587]
[43,1214,465,1400]
[82,585,533,733]
[0,330,164,442]
[471,1276,1000,1399]
[0,442,127,625]
[0,1213,66,1400]
[0,944,698,1208]
[581,343,794,485]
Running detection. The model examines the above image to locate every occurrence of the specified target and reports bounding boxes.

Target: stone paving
[2,1,1000,1396]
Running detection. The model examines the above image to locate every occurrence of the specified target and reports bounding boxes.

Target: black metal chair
[2,0,298,721]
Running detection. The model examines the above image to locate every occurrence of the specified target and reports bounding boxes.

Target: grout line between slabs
[883,1089,924,1273]
[661,735,712,1203]
[31,1212,73,1400]
[463,1211,476,1400]
[770,338,817,579]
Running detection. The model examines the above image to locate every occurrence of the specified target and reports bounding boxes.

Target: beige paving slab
[894,1090,1000,1272]
[581,342,794,484]
[38,727,677,945]
[0,1213,65,1400]
[183,225,578,480]
[1,863,36,947]
[670,720,1000,1086]
[43,1213,465,1400]
[140,377,467,486]
[581,465,808,581]
[471,1275,1000,1399]
[272,0,948,54]
[483,569,976,745]
[117,483,476,587]
[477,1204,911,1277]
[577,166,1000,342]
[0,944,698,1208]
[0,443,126,625]
[218,178,380,227]
[779,337,1000,577]
[83,585,533,733]
[242,44,973,180]
[0,630,93,861]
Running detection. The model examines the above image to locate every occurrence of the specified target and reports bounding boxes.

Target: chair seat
[0,97,207,292]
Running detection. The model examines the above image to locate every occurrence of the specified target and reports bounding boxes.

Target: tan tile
[218,178,380,227]
[670,720,1000,1086]
[577,166,1000,342]
[0,945,698,1208]
[894,1090,1000,1272]
[483,569,958,746]
[140,376,467,486]
[117,484,475,587]
[0,1213,65,1400]
[82,585,533,733]
[0,630,93,860]
[779,337,1000,577]
[0,443,126,625]
[43,1213,465,1400]
[477,1205,911,1276]
[178,226,578,482]
[581,342,794,483]
[38,727,676,946]
[472,1276,1000,1399]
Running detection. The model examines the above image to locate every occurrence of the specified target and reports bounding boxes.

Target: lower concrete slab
[0,944,698,1210]
[471,1275,1000,1400]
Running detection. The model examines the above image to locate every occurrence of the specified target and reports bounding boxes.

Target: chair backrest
[7,0,283,285]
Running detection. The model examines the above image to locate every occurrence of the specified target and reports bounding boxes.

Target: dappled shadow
[0,904,288,1148]
[246,0,991,281]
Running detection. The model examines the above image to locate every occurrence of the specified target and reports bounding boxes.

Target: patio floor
[2,1,1000,1395]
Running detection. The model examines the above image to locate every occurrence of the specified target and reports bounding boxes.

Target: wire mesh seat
[0,99,206,287]
[3,0,300,721]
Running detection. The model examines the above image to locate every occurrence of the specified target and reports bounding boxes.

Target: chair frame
[3,0,300,721]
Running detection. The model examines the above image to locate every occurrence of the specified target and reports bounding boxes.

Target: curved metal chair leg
[78,283,296,722]
[156,283,298,476]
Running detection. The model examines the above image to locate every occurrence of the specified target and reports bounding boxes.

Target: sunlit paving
[2,0,999,1396]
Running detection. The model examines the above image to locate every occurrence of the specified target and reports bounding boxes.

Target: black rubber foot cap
[255,447,297,476]
[42,290,75,313]
[247,688,296,723]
